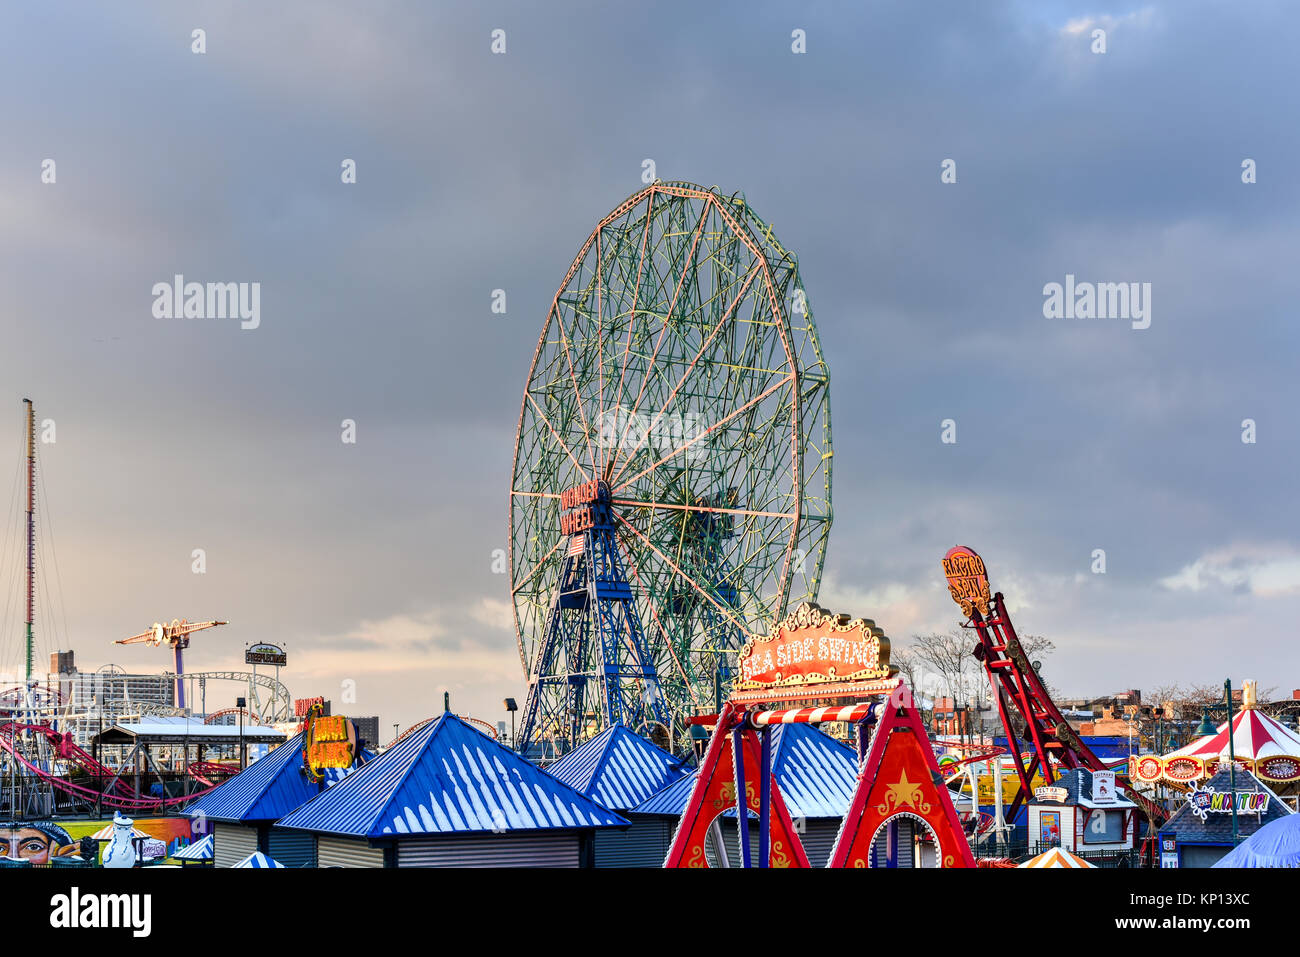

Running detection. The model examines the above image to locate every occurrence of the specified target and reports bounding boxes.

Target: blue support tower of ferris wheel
[518,480,669,757]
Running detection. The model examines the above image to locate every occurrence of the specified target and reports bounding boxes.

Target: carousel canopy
[1130,683,1300,785]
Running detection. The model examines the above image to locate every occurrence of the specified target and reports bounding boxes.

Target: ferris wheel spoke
[553,315,600,476]
[610,497,796,522]
[604,199,713,483]
[619,541,701,707]
[508,530,563,597]
[614,512,753,638]
[606,191,658,476]
[525,393,590,480]
[607,258,765,489]
[613,373,795,493]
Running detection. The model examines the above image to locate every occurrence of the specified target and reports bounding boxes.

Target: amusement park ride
[511,182,832,755]
[115,619,228,710]
[0,400,293,818]
[666,601,975,867]
[508,183,1167,864]
[658,547,1168,866]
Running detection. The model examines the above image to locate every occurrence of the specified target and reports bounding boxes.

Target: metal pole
[758,725,771,868]
[1225,679,1238,845]
[23,399,35,684]
[96,712,102,819]
[733,727,751,868]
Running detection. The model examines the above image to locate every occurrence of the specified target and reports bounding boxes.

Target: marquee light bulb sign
[942,546,992,618]
[731,602,899,705]
[301,702,357,782]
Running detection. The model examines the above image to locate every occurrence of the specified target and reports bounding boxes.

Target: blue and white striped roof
[233,851,284,868]
[277,713,628,838]
[547,725,688,811]
[172,833,213,860]
[770,723,859,818]
[185,733,369,823]
[634,766,702,816]
[632,723,859,820]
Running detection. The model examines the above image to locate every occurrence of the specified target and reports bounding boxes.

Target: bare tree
[909,630,978,699]
[889,649,929,724]
[897,627,1061,744]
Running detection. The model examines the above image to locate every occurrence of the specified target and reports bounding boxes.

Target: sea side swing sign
[731,602,900,705]
[665,602,975,868]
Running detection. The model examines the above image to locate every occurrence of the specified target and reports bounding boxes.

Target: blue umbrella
[1214,812,1300,868]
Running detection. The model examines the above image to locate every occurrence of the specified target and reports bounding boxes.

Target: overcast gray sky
[0,1,1296,733]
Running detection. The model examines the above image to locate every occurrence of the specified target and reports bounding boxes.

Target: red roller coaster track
[0,722,219,812]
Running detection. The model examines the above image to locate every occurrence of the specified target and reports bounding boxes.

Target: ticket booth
[1027,768,1137,859]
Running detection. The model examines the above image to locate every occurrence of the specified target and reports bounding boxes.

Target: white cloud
[1061,8,1157,36]
[468,597,515,633]
[1159,545,1300,596]
[816,575,932,637]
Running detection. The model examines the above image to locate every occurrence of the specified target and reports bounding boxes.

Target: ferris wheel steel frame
[510,182,832,754]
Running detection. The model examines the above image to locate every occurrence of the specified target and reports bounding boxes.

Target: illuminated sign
[559,508,595,537]
[732,602,898,705]
[559,481,602,510]
[294,697,326,718]
[559,480,607,537]
[302,703,356,782]
[245,643,287,667]
[1185,785,1268,821]
[941,546,992,618]
[1257,755,1300,782]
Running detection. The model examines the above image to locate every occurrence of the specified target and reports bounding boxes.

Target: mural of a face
[0,824,74,864]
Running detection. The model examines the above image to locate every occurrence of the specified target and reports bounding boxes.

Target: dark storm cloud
[0,1,1296,725]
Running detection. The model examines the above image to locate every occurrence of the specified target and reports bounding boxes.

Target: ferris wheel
[509,182,832,753]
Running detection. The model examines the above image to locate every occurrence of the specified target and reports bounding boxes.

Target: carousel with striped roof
[1129,681,1300,792]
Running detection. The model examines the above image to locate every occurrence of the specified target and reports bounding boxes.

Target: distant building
[932,696,979,738]
[1028,768,1138,860]
[349,715,380,750]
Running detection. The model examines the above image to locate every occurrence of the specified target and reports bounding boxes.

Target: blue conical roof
[547,724,688,811]
[633,722,859,820]
[277,713,628,838]
[185,733,367,823]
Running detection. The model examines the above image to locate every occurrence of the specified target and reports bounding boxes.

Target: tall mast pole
[23,399,35,685]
